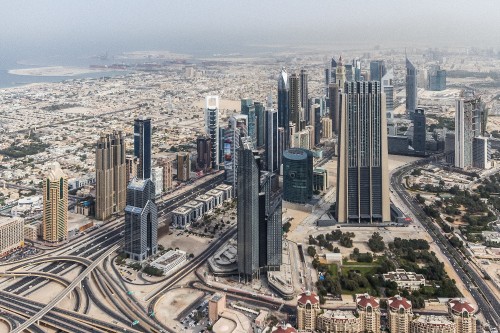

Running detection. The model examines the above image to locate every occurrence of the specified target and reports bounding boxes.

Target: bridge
[11,244,119,333]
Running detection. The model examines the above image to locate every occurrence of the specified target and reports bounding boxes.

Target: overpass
[11,244,119,333]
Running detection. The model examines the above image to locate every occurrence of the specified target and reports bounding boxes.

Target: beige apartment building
[322,117,333,139]
[448,299,476,333]
[410,315,455,333]
[95,131,126,220]
[387,296,413,333]
[177,152,191,182]
[42,162,68,242]
[208,293,226,324]
[356,293,381,333]
[0,217,24,257]
[317,309,361,333]
[160,158,173,191]
[297,291,321,332]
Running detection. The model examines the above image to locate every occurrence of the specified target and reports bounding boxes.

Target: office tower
[330,57,338,84]
[125,156,138,184]
[258,172,282,270]
[448,299,476,333]
[278,68,290,149]
[336,81,390,223]
[344,63,353,82]
[196,135,212,172]
[241,98,256,144]
[125,117,157,261]
[42,162,68,242]
[324,67,330,96]
[289,73,301,132]
[473,137,491,169]
[356,294,381,333]
[428,66,447,91]
[291,130,311,150]
[455,97,481,169]
[445,132,455,164]
[370,60,386,82]
[297,291,321,332]
[328,83,341,134]
[224,114,248,189]
[277,128,285,173]
[418,68,428,89]
[151,166,163,197]
[413,108,427,155]
[283,148,313,204]
[313,104,322,146]
[300,69,309,124]
[382,69,394,117]
[354,59,361,81]
[205,95,220,169]
[336,56,346,87]
[237,141,260,281]
[322,118,332,139]
[265,109,279,173]
[255,102,265,147]
[218,127,225,165]
[160,158,173,191]
[0,217,24,257]
[266,93,273,108]
[406,57,418,120]
[177,152,191,181]
[387,296,413,333]
[95,131,126,221]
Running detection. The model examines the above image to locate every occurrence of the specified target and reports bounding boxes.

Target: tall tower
[95,131,126,221]
[277,69,290,149]
[413,108,426,155]
[405,57,418,120]
[370,60,386,82]
[265,109,279,173]
[224,114,248,190]
[283,148,313,204]
[237,139,260,281]
[177,152,191,182]
[336,56,346,88]
[260,172,282,270]
[205,96,220,170]
[42,162,68,242]
[124,117,157,261]
[455,97,481,169]
[196,135,211,172]
[336,81,390,223]
[289,73,301,132]
[328,83,341,135]
[382,69,395,117]
[300,69,309,125]
[255,102,265,147]
[241,98,256,145]
[134,117,152,179]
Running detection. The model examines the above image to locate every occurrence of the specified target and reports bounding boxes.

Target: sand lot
[155,288,205,329]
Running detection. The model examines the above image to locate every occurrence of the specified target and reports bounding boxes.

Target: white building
[206,189,224,208]
[150,250,187,275]
[216,184,233,201]
[195,194,215,214]
[171,206,193,229]
[151,166,164,197]
[205,96,220,170]
[383,269,426,291]
[0,217,24,257]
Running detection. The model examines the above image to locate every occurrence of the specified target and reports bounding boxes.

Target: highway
[391,158,500,329]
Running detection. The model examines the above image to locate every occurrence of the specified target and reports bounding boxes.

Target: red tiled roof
[388,296,412,310]
[272,324,297,333]
[356,294,380,308]
[449,299,475,314]
[297,291,319,305]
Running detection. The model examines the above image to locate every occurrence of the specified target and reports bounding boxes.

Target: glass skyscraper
[278,69,290,149]
[205,96,220,169]
[282,148,313,204]
[405,57,418,120]
[413,108,426,155]
[134,117,151,179]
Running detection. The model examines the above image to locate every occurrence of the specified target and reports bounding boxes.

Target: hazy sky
[1,0,500,65]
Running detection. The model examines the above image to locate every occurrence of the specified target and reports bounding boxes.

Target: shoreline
[8,66,118,77]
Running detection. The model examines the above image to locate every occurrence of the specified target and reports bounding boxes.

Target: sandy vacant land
[155,288,205,329]
[9,66,112,77]
[388,154,422,171]
[193,99,241,112]
[159,231,210,257]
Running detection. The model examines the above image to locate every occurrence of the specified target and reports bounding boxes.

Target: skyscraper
[278,69,290,149]
[196,135,212,172]
[237,140,260,281]
[177,152,191,181]
[283,148,313,204]
[134,117,152,179]
[313,104,322,146]
[160,158,173,192]
[241,98,256,145]
[224,114,248,189]
[406,57,418,120]
[289,73,301,131]
[95,131,126,221]
[330,57,338,84]
[335,57,346,87]
[428,66,447,91]
[125,156,138,184]
[336,81,390,223]
[255,102,265,147]
[455,97,481,169]
[300,69,309,124]
[413,108,426,155]
[265,109,279,173]
[124,117,157,261]
[329,83,341,135]
[205,96,220,169]
[370,60,387,82]
[381,69,394,117]
[42,162,68,242]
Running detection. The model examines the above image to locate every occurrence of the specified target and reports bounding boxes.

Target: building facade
[472,136,491,169]
[278,68,290,149]
[42,162,68,242]
[317,310,361,333]
[0,217,24,257]
[455,97,481,169]
[448,299,476,333]
[297,292,321,332]
[336,81,390,223]
[283,148,313,204]
[205,95,220,169]
[406,58,418,120]
[356,294,381,333]
[410,315,455,333]
[177,152,191,182]
[413,108,427,155]
[388,296,413,333]
[160,158,173,191]
[95,131,126,221]
[289,73,301,132]
[151,166,163,197]
[265,109,280,173]
[196,135,212,172]
[300,69,310,124]
[134,117,152,179]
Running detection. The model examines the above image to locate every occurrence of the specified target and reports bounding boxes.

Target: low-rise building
[206,189,224,208]
[216,184,233,201]
[195,194,215,214]
[313,168,328,192]
[0,217,24,257]
[184,201,204,221]
[150,250,186,275]
[317,309,361,333]
[171,206,193,229]
[383,269,425,291]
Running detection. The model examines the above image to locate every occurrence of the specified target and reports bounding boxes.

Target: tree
[368,232,385,252]
[307,246,317,257]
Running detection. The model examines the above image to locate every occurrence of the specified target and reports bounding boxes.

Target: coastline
[8,66,117,77]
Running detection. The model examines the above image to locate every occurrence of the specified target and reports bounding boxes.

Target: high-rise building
[265,109,279,173]
[205,96,220,169]
[382,69,394,117]
[125,156,138,184]
[196,135,212,172]
[241,98,257,144]
[413,108,427,155]
[272,324,297,333]
[406,57,418,120]
[0,217,24,257]
[313,104,322,146]
[224,114,248,189]
[473,137,491,169]
[328,83,341,134]
[455,97,481,169]
[354,59,361,81]
[297,291,321,332]
[428,66,447,91]
[344,64,353,82]
[370,60,387,82]
[151,166,163,197]
[237,140,260,281]
[410,315,455,333]
[42,162,68,242]
[336,81,390,223]
[322,118,332,139]
[300,69,309,124]
[330,57,338,84]
[255,102,266,147]
[283,148,313,204]
[177,152,191,182]
[289,73,300,132]
[335,56,346,88]
[95,131,126,221]
[134,117,152,179]
[324,67,331,96]
[160,158,173,192]
[448,299,476,333]
[388,296,413,333]
[356,294,381,333]
[278,69,290,149]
